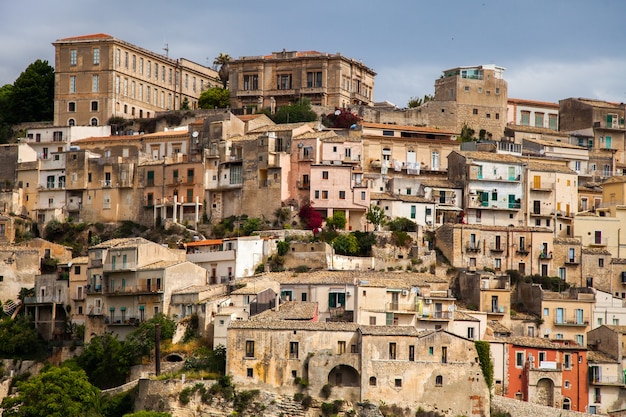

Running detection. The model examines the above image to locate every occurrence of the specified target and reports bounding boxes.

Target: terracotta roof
[185,239,223,247]
[582,248,612,255]
[267,270,447,287]
[228,319,359,332]
[142,129,188,139]
[57,33,113,41]
[522,137,582,148]
[573,98,624,109]
[505,336,585,350]
[611,258,626,265]
[370,192,432,204]
[604,325,626,334]
[488,320,511,335]
[91,237,154,249]
[508,98,559,108]
[230,285,274,296]
[418,179,463,189]
[70,256,89,264]
[252,301,317,321]
[73,134,143,144]
[441,223,552,233]
[454,310,480,322]
[587,350,618,363]
[248,122,316,133]
[456,150,523,164]
[361,122,458,136]
[527,161,577,175]
[554,238,581,245]
[137,260,183,270]
[360,325,423,336]
[510,312,539,321]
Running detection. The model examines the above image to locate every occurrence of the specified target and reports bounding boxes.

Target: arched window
[435,375,443,387]
[562,398,571,410]
[68,118,75,126]
[369,376,377,386]
[90,118,98,126]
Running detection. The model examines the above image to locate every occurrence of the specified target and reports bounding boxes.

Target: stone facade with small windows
[421,65,508,139]
[226,320,490,417]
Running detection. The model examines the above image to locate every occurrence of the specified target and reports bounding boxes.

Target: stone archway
[536,378,554,407]
[328,364,360,387]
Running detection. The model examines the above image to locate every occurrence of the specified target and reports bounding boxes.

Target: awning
[436,205,463,211]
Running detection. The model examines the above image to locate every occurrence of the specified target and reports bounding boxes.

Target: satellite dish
[192,131,199,138]
[334,110,341,116]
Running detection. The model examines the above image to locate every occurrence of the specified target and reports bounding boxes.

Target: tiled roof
[418,179,463,189]
[91,237,154,249]
[522,136,581,147]
[142,129,188,139]
[359,325,423,336]
[611,258,626,265]
[230,285,273,295]
[252,301,317,321]
[171,284,214,294]
[602,176,626,185]
[505,336,585,350]
[554,238,581,245]
[228,319,359,332]
[488,320,511,335]
[527,161,577,174]
[575,98,623,109]
[582,248,612,255]
[248,122,316,133]
[587,350,618,363]
[73,134,143,144]
[442,223,552,233]
[185,239,223,247]
[267,270,446,288]
[361,122,458,136]
[604,325,626,334]
[454,310,480,321]
[456,150,524,164]
[137,260,183,270]
[510,312,539,321]
[370,192,432,204]
[70,256,89,264]
[57,33,113,41]
[508,98,559,108]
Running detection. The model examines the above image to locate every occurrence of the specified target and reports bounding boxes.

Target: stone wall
[491,395,599,417]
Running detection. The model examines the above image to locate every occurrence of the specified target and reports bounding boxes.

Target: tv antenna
[163,43,169,58]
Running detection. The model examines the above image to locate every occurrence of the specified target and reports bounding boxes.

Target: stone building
[227,50,376,110]
[52,33,219,126]
[226,321,489,417]
[422,65,508,139]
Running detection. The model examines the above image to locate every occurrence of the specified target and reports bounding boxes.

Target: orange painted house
[504,336,588,412]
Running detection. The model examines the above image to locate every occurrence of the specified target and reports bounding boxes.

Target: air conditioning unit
[424,299,432,304]
[402,290,408,296]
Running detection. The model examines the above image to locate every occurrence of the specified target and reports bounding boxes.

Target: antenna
[163,43,169,58]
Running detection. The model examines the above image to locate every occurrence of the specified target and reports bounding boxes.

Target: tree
[198,86,230,109]
[366,204,386,231]
[271,99,318,124]
[388,217,417,232]
[322,108,360,128]
[326,212,347,230]
[332,234,360,256]
[459,123,476,142]
[298,202,323,231]
[180,97,190,110]
[76,333,130,389]
[407,94,433,108]
[7,59,54,124]
[242,217,262,235]
[213,53,231,89]
[123,412,172,417]
[1,366,101,417]
[0,314,46,358]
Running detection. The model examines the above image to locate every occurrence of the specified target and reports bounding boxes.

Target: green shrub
[320,383,332,399]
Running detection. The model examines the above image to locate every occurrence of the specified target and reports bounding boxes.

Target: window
[473,108,478,115]
[329,292,346,308]
[435,375,443,387]
[306,71,322,88]
[74,265,81,274]
[389,342,396,360]
[70,76,76,93]
[277,74,292,89]
[289,342,299,359]
[395,379,402,387]
[576,334,584,346]
[339,191,346,199]
[410,205,416,219]
[70,49,77,66]
[535,112,544,127]
[409,345,415,361]
[516,351,524,367]
[92,75,99,92]
[564,353,571,369]
[369,316,376,325]
[599,258,604,267]
[68,102,76,112]
[369,377,377,386]
[243,74,259,90]
[361,191,366,200]
[322,171,329,179]
[467,327,475,339]
[321,190,328,199]
[247,368,253,378]
[139,57,143,74]
[245,341,255,357]
[521,111,530,126]
[124,51,129,68]
[337,341,346,354]
[91,101,98,111]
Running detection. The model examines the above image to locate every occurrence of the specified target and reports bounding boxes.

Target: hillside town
[2,33,626,417]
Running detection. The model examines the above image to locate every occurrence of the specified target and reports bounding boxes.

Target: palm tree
[213,53,231,89]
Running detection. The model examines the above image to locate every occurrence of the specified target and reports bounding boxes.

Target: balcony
[489,306,506,315]
[296,180,310,190]
[386,302,417,313]
[530,183,554,192]
[565,257,580,265]
[87,306,103,316]
[490,246,505,253]
[104,285,163,295]
[554,317,589,327]
[590,238,608,247]
[236,89,263,98]
[539,252,553,260]
[419,311,452,320]
[466,242,481,253]
[591,375,625,386]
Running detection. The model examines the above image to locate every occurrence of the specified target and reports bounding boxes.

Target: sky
[1,0,626,108]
